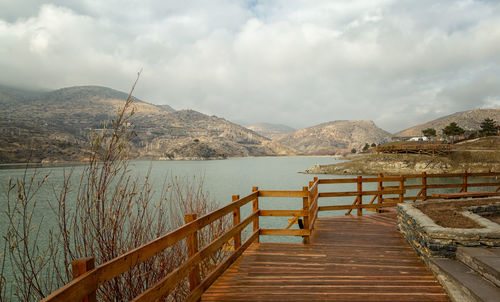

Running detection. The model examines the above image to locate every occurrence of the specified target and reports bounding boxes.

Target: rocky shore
[303,152,500,175]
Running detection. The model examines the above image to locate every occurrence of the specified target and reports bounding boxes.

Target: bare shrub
[1,74,228,301]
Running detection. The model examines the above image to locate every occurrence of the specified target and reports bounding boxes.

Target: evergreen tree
[422,128,436,137]
[480,118,497,136]
[442,122,465,136]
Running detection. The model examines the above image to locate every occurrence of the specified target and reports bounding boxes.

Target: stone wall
[397,201,500,259]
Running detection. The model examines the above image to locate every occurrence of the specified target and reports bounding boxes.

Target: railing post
[462,170,468,193]
[422,172,427,201]
[71,257,96,302]
[302,186,310,244]
[252,187,259,243]
[313,177,318,221]
[399,175,404,203]
[184,214,201,295]
[357,176,363,216]
[232,195,241,249]
[377,173,384,206]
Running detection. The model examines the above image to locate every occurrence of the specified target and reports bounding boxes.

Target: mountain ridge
[275,120,392,155]
[395,108,500,137]
[0,85,292,163]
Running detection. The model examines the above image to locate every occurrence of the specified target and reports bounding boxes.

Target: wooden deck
[202,211,449,301]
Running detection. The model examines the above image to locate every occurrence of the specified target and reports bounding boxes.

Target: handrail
[43,191,258,302]
[315,171,500,216]
[44,170,499,301]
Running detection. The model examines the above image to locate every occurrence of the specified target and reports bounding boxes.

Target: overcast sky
[1,0,499,132]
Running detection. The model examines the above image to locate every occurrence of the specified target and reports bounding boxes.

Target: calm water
[0,157,344,247]
[1,156,495,299]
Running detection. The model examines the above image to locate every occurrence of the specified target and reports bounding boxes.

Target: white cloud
[0,0,499,132]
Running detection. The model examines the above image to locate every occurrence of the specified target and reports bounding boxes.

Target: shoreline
[303,152,500,175]
[0,154,340,169]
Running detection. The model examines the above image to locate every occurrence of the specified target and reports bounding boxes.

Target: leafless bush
[1,74,229,301]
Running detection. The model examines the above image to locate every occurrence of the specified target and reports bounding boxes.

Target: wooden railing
[376,143,451,155]
[43,171,500,301]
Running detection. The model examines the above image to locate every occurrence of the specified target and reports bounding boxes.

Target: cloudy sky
[1,0,499,132]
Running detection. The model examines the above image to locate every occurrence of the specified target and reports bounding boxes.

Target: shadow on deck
[202,211,449,301]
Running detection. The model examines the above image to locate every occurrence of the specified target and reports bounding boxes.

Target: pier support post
[185,214,201,294]
[302,186,310,244]
[252,187,260,243]
[71,257,96,302]
[399,176,404,204]
[462,170,468,193]
[377,173,383,212]
[357,176,363,216]
[422,172,427,201]
[232,195,241,249]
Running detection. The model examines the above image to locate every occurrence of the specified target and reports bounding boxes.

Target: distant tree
[467,131,478,140]
[371,143,376,147]
[442,122,465,136]
[480,118,497,136]
[351,148,357,154]
[362,143,369,151]
[422,128,436,137]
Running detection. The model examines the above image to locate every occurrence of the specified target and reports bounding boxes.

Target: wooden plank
[260,229,310,236]
[259,210,308,217]
[258,190,307,198]
[202,212,448,302]
[431,191,500,199]
[319,189,404,198]
[319,203,398,212]
[133,211,259,301]
[43,191,259,302]
[232,195,241,250]
[466,182,500,187]
[252,187,259,244]
[71,258,96,302]
[185,214,201,293]
[319,177,401,184]
[186,231,259,302]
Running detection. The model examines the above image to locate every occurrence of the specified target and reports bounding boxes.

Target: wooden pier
[203,211,448,301]
[43,171,500,302]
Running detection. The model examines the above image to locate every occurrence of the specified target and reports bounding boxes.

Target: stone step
[429,257,500,302]
[457,247,500,287]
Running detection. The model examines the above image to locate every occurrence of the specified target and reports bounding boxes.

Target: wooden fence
[376,144,451,156]
[42,171,500,302]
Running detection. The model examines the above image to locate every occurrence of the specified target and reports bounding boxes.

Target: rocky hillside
[276,120,392,155]
[0,85,293,163]
[246,123,295,137]
[395,108,500,137]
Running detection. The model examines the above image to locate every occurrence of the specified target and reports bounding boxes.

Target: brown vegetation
[0,76,228,301]
[416,199,500,229]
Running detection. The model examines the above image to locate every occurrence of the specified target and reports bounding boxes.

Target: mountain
[276,120,392,155]
[246,123,295,137]
[0,85,292,163]
[155,104,176,112]
[395,108,500,137]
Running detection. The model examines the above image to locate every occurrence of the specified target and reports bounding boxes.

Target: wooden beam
[132,212,258,301]
[258,190,307,198]
[71,258,96,302]
[43,191,258,302]
[185,231,259,302]
[259,210,308,217]
[184,214,201,295]
[260,229,310,236]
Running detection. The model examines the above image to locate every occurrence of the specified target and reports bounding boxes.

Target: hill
[276,120,392,155]
[245,123,295,137]
[395,108,500,137]
[0,85,293,163]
